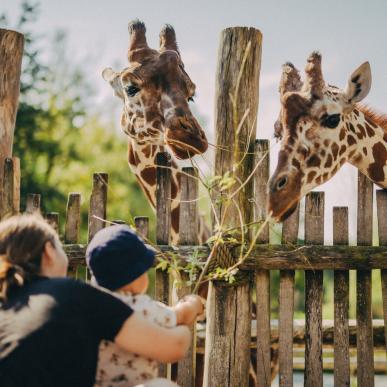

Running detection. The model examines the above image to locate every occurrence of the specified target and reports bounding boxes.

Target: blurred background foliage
[1,1,384,319]
[1,1,154,242]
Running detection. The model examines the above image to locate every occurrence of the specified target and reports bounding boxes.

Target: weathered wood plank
[11,157,20,213]
[0,29,24,218]
[87,173,108,243]
[333,207,350,387]
[0,29,23,159]
[155,152,171,379]
[376,190,387,361]
[278,270,295,387]
[134,216,149,240]
[357,172,374,387]
[176,167,199,387]
[304,192,324,387]
[204,26,262,387]
[254,139,271,387]
[64,243,387,270]
[65,193,81,244]
[278,201,299,387]
[256,271,271,385]
[2,158,15,218]
[25,193,41,214]
[2,158,20,218]
[195,319,387,350]
[46,212,59,234]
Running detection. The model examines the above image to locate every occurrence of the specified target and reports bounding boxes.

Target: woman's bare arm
[114,312,191,363]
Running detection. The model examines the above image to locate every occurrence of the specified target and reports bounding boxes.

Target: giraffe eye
[321,114,340,129]
[188,96,195,103]
[125,85,140,97]
[276,176,288,191]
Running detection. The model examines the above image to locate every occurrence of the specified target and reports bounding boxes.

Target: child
[86,225,204,387]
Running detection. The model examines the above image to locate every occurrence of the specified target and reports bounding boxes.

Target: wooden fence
[2,26,387,387]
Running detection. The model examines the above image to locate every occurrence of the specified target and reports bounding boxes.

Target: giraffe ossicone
[268,51,387,222]
[102,20,209,244]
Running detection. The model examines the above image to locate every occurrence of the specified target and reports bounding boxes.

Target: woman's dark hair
[0,214,58,301]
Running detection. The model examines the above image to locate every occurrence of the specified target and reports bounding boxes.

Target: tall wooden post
[203,27,262,387]
[0,29,24,218]
[155,152,171,378]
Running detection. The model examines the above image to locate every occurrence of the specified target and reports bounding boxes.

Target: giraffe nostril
[276,176,288,191]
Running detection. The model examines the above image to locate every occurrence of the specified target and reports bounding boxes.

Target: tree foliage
[1,1,154,242]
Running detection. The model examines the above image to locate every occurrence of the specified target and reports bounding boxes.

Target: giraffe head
[268,52,372,222]
[102,20,208,160]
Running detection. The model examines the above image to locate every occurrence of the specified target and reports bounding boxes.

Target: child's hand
[174,295,206,325]
[181,295,206,321]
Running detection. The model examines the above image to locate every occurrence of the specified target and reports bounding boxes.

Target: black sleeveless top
[0,277,133,387]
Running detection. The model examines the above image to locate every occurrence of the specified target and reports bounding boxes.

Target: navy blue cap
[86,225,155,291]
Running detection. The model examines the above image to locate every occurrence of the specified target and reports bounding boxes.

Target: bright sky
[2,0,387,243]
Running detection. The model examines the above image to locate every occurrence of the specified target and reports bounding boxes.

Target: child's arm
[172,295,205,326]
[115,312,191,363]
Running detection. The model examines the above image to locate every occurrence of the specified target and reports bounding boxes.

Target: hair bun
[0,257,25,299]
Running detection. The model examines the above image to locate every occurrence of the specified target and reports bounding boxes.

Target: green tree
[1,1,154,242]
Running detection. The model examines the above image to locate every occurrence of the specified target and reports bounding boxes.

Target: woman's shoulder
[30,277,110,300]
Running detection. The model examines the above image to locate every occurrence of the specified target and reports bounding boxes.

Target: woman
[0,215,190,387]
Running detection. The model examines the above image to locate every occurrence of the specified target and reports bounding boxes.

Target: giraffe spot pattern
[292,158,301,169]
[171,206,180,234]
[307,171,317,183]
[324,139,331,147]
[324,154,333,168]
[331,143,339,159]
[368,142,387,182]
[347,135,356,146]
[365,123,375,137]
[140,168,156,186]
[306,155,321,167]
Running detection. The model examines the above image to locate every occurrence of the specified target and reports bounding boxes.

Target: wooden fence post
[155,152,171,378]
[46,212,59,234]
[254,139,271,387]
[26,193,41,214]
[204,26,262,387]
[65,193,81,244]
[2,158,15,218]
[0,29,24,218]
[64,192,81,275]
[357,172,374,387]
[88,173,108,243]
[279,202,300,387]
[333,207,350,386]
[176,167,199,387]
[376,190,387,359]
[134,216,149,240]
[304,192,324,387]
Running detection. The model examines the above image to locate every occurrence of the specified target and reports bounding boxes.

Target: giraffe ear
[102,68,124,100]
[344,62,372,105]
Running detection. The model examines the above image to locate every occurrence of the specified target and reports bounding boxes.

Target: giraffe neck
[346,108,387,188]
[128,139,181,245]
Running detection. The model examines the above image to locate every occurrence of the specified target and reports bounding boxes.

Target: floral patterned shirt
[94,292,177,387]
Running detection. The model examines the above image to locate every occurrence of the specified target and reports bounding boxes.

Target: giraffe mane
[357,104,387,133]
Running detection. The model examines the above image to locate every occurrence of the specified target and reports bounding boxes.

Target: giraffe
[267,51,387,222]
[102,20,209,244]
